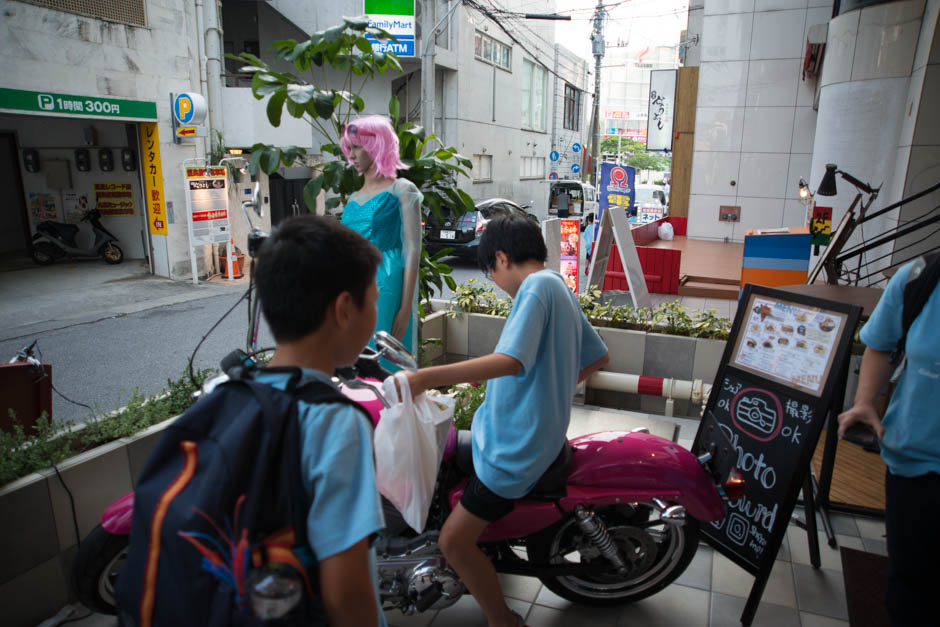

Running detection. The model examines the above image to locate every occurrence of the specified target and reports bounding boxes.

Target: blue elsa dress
[341,180,422,363]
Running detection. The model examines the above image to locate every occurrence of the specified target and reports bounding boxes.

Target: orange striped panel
[140,441,198,627]
[740,268,808,288]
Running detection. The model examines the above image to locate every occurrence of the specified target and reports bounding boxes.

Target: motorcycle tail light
[722,468,747,502]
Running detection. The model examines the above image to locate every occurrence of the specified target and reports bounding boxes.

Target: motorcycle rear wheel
[71,524,127,615]
[101,243,124,264]
[526,504,699,605]
[31,242,58,265]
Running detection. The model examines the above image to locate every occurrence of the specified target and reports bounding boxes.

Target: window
[472,154,492,181]
[520,156,545,179]
[474,31,511,70]
[521,59,547,131]
[22,0,146,26]
[563,83,582,131]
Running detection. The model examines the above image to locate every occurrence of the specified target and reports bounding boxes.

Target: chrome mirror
[374,330,417,371]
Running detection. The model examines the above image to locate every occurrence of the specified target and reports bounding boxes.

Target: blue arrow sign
[572,143,582,153]
[571,163,581,173]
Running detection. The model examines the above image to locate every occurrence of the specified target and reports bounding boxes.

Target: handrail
[856,180,940,225]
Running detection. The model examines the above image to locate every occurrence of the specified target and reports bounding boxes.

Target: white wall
[688,0,834,242]
[811,0,929,281]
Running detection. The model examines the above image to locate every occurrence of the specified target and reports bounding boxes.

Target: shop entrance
[0,113,149,270]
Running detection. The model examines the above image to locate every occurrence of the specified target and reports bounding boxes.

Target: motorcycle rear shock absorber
[574,506,628,574]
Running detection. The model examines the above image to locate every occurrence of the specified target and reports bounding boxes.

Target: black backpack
[891,252,940,365]
[115,369,370,627]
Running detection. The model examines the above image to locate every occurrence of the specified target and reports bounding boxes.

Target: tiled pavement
[54,411,886,627]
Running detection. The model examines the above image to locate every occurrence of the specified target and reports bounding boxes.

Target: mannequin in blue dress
[340,116,422,358]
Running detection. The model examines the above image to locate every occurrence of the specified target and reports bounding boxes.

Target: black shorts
[460,474,516,522]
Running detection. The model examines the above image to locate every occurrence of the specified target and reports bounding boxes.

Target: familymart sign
[365,0,415,56]
[0,87,157,121]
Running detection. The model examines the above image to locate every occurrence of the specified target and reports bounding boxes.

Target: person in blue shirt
[403,215,609,627]
[838,255,940,627]
[253,215,388,627]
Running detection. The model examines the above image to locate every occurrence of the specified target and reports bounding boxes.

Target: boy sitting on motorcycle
[254,215,388,627]
[402,215,609,627]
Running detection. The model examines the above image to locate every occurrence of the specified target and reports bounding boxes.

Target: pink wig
[340,115,407,178]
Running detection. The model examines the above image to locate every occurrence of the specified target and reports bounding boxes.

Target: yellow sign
[176,127,196,137]
[140,122,168,236]
[94,182,135,216]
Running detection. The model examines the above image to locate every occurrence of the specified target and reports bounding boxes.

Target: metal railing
[825,181,940,286]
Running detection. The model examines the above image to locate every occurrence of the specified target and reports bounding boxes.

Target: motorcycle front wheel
[101,243,124,264]
[71,524,127,614]
[526,503,699,605]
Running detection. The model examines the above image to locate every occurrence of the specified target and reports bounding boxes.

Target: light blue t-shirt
[859,260,940,477]
[583,223,595,258]
[256,369,387,626]
[472,270,608,498]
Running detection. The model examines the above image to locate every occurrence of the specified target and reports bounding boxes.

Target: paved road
[0,291,274,426]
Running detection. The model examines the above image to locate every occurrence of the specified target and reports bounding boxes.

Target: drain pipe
[585,372,711,417]
[193,0,209,159]
[202,0,224,149]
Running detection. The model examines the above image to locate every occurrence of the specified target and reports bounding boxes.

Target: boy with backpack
[402,215,609,627]
[838,252,940,626]
[116,215,387,626]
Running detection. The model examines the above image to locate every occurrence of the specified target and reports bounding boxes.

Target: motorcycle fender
[566,431,727,522]
[101,491,135,535]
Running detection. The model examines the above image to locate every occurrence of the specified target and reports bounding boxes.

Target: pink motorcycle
[72,333,743,616]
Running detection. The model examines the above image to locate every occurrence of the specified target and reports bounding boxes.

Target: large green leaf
[286,84,314,104]
[312,91,335,119]
[260,147,281,174]
[303,177,324,212]
[266,90,286,127]
[389,95,401,126]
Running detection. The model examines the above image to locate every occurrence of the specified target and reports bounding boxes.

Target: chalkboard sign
[701,371,824,571]
[693,285,861,624]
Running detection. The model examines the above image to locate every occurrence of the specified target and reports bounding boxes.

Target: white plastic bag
[657,221,675,241]
[374,372,455,533]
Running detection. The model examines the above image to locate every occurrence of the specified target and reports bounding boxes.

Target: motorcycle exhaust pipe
[651,497,687,526]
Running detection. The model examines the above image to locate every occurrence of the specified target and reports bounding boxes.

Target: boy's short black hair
[477,214,547,273]
[254,215,381,342]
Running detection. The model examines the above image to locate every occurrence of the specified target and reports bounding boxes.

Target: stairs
[678,275,740,300]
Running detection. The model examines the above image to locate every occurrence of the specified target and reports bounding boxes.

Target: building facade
[1,0,590,280]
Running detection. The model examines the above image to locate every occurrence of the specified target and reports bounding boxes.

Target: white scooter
[31,207,124,265]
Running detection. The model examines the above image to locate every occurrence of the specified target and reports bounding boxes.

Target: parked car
[548,180,598,223]
[424,198,538,258]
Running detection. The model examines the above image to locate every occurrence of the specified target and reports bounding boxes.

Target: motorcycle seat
[455,430,571,501]
[38,221,79,236]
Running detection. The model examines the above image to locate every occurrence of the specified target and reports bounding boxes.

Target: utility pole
[587,0,605,186]
[421,0,435,135]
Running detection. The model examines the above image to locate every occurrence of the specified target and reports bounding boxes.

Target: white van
[548,180,599,222]
[633,184,668,215]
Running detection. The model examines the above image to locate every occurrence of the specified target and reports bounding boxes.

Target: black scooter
[31,208,124,265]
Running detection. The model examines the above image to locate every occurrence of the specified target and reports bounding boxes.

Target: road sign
[549,171,558,180]
[572,143,581,153]
[571,163,581,173]
[550,150,559,162]
[173,93,207,125]
[176,127,196,137]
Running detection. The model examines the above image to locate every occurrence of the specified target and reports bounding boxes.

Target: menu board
[731,293,848,396]
[694,284,861,620]
[560,218,580,293]
[186,167,230,245]
[698,371,822,571]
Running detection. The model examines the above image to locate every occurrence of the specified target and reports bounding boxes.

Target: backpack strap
[891,252,940,365]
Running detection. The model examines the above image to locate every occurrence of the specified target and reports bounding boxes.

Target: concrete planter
[437,311,726,417]
[0,415,177,626]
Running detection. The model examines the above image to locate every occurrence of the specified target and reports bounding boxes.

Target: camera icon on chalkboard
[736,397,778,435]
